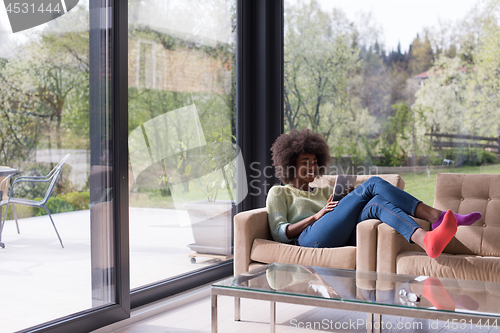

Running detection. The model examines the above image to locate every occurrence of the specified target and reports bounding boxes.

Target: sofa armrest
[376,218,430,274]
[356,219,382,292]
[356,219,382,272]
[234,208,271,275]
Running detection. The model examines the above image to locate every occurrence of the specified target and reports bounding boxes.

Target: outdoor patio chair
[0,154,70,248]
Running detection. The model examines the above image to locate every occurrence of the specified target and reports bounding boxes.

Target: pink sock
[432,211,482,229]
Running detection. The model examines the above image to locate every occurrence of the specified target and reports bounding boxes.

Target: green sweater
[266,184,333,243]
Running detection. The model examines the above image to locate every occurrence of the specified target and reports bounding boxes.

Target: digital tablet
[332,175,357,201]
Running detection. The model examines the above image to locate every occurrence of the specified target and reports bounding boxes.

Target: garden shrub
[1,205,33,220]
[1,191,90,219]
[33,191,90,217]
[63,191,90,211]
[443,148,498,167]
[39,196,74,215]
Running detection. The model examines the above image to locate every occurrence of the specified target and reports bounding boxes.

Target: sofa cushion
[396,251,500,282]
[250,238,356,270]
[248,262,268,272]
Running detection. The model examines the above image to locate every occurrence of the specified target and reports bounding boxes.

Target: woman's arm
[267,186,294,243]
[285,194,338,239]
[285,214,319,239]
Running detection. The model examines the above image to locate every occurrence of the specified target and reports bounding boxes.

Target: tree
[0,4,90,164]
[351,44,392,119]
[414,56,469,135]
[284,0,361,141]
[456,0,497,64]
[379,103,412,166]
[0,61,40,165]
[426,19,459,58]
[466,0,500,136]
[408,33,434,75]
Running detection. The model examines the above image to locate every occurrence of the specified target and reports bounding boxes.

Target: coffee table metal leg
[367,313,373,333]
[235,297,240,321]
[211,294,218,333]
[270,301,276,333]
[374,313,381,333]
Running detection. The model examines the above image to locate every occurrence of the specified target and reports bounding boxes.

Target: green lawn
[401,164,500,205]
[130,186,236,209]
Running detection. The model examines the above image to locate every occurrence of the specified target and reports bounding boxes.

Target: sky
[315,0,481,52]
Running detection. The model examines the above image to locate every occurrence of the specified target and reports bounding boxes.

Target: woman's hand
[341,186,355,199]
[313,194,338,220]
[285,194,338,239]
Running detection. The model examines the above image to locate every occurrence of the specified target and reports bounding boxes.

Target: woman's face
[294,153,318,183]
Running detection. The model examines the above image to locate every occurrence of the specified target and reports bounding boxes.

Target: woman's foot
[432,210,482,229]
[424,210,457,258]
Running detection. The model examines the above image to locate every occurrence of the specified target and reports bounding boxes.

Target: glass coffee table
[211,263,500,333]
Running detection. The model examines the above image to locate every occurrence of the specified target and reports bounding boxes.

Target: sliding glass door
[0,0,266,330]
[0,0,128,331]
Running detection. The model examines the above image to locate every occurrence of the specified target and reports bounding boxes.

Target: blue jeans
[297,176,422,248]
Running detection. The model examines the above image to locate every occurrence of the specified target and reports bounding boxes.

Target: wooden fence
[425,132,500,153]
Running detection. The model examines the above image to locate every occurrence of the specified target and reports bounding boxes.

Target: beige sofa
[377,173,500,282]
[233,174,405,276]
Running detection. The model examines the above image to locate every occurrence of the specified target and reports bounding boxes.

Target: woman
[267,129,482,258]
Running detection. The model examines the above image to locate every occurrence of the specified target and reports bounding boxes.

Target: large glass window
[284,0,500,204]
[128,0,237,289]
[0,1,116,331]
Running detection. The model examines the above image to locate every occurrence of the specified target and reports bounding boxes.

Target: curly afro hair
[270,129,332,184]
